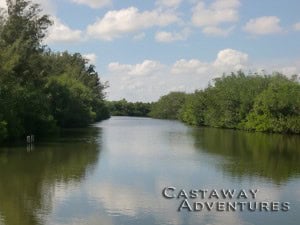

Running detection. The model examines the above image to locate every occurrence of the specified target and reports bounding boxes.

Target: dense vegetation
[0,0,109,142]
[151,72,300,134]
[107,99,152,117]
[149,92,187,119]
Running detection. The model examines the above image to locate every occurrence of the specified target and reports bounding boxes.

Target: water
[0,116,299,225]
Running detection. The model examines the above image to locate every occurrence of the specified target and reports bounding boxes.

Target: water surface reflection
[191,127,300,183]
[0,117,299,225]
[0,128,102,225]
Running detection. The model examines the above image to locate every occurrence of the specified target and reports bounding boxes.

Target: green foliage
[0,0,109,141]
[3,0,52,46]
[149,92,187,120]
[42,51,110,126]
[199,72,270,128]
[107,99,152,117]
[149,72,300,134]
[243,76,300,133]
[180,91,207,126]
[46,75,96,127]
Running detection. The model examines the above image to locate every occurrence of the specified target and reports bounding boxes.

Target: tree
[150,72,300,134]
[0,1,109,141]
[243,75,300,133]
[149,92,187,120]
[107,99,151,117]
[179,91,207,126]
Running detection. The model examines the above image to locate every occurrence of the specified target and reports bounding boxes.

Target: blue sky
[1,0,300,101]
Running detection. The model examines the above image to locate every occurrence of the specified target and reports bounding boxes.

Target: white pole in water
[26,135,35,143]
[26,134,35,152]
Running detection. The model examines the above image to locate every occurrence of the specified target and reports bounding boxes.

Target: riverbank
[149,72,300,134]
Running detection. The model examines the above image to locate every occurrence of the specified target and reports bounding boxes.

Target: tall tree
[0,1,109,141]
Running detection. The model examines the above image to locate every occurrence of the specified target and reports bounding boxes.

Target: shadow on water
[0,127,103,225]
[191,127,300,184]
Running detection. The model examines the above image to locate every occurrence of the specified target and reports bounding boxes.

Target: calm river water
[0,116,300,225]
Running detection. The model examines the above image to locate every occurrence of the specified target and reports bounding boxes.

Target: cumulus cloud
[293,22,300,31]
[45,17,83,43]
[263,60,300,77]
[243,16,283,35]
[83,53,97,64]
[108,60,164,77]
[70,0,111,9]
[192,0,240,27]
[105,48,300,102]
[171,59,209,75]
[278,66,299,76]
[36,1,83,44]
[36,0,56,13]
[155,28,190,42]
[214,48,248,71]
[87,7,179,40]
[106,49,250,101]
[192,0,240,36]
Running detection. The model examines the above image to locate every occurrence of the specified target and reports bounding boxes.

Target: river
[0,116,299,225]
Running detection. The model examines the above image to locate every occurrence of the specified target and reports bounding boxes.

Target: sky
[1,0,300,102]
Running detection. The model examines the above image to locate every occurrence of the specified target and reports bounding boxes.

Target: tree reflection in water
[0,127,102,225]
[191,127,300,183]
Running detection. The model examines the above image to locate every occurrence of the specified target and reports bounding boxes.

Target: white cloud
[106,49,250,101]
[87,7,179,40]
[293,22,300,31]
[46,17,83,43]
[35,1,82,44]
[214,48,248,71]
[108,60,164,77]
[155,0,182,8]
[83,53,97,64]
[129,60,164,76]
[106,51,300,102]
[70,0,111,9]
[202,26,235,37]
[243,16,283,35]
[171,59,209,75]
[192,0,240,27]
[35,0,56,14]
[278,66,299,76]
[155,28,190,42]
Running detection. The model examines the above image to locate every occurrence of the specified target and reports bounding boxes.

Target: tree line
[107,99,152,117]
[150,72,300,134]
[106,72,300,134]
[0,0,109,142]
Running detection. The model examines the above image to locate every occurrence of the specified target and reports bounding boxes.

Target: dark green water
[0,117,299,225]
